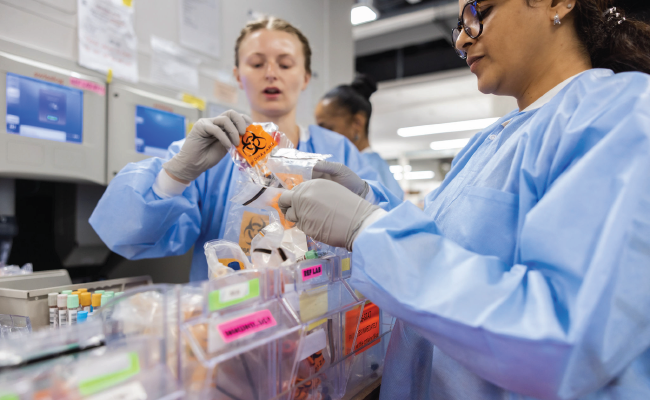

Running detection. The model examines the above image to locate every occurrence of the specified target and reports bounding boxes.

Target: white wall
[0,0,354,126]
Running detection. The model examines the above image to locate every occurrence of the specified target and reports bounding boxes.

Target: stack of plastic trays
[179,269,303,399]
[276,256,365,400]
[343,284,395,395]
[0,335,183,399]
[97,284,183,383]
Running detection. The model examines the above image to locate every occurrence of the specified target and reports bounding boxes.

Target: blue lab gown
[361,151,404,199]
[350,69,650,399]
[90,125,400,282]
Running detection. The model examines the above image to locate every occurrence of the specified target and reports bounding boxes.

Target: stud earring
[567,4,572,9]
[554,12,561,25]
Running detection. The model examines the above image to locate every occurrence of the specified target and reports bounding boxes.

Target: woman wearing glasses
[279,0,650,398]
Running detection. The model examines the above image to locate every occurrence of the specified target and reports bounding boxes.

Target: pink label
[69,77,106,96]
[301,264,323,282]
[217,309,277,343]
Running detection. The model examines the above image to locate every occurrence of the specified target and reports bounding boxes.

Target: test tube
[115,292,124,297]
[62,290,73,295]
[101,293,114,306]
[94,290,105,294]
[78,288,88,293]
[104,291,115,296]
[57,294,68,326]
[48,293,58,328]
[67,294,80,325]
[80,292,92,313]
[91,293,102,314]
[77,311,88,324]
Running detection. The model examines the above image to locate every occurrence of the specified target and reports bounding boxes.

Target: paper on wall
[150,36,201,92]
[77,0,138,83]
[179,0,221,58]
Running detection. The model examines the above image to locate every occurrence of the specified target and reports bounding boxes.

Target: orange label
[236,124,277,166]
[344,302,380,355]
[275,173,304,190]
[219,258,245,271]
[238,211,270,255]
[271,193,296,229]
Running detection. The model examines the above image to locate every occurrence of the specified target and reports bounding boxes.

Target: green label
[209,278,260,311]
[78,352,140,396]
[0,394,19,400]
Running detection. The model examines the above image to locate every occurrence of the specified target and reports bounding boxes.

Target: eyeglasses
[451,1,484,60]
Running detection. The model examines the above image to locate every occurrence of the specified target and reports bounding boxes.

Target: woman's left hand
[278,179,379,250]
[311,161,369,198]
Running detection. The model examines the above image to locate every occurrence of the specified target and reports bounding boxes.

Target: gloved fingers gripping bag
[251,222,297,270]
[276,257,365,399]
[228,122,294,186]
[204,239,252,280]
[180,270,304,400]
[266,149,332,190]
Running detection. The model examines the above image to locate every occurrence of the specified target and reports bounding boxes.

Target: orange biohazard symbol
[238,211,270,255]
[236,124,277,166]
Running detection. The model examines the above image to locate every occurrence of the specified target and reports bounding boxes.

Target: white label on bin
[86,381,147,400]
[298,328,327,360]
[50,308,57,327]
[69,310,78,325]
[59,309,67,326]
[219,281,250,303]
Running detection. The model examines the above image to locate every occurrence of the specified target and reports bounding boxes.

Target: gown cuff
[364,183,378,204]
[152,169,191,199]
[356,208,387,242]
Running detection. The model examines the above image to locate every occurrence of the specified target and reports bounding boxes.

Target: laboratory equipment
[0,51,107,184]
[106,81,201,183]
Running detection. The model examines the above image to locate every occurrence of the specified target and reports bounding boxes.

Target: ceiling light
[393,170,435,181]
[397,117,499,137]
[351,4,379,25]
[405,171,435,180]
[430,138,471,151]
[389,164,411,173]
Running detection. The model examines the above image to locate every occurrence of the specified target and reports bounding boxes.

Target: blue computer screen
[135,105,186,157]
[5,72,83,144]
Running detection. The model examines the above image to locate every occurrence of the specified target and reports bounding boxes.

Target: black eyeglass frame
[451,1,485,60]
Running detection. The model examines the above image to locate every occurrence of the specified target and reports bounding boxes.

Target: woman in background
[315,75,404,198]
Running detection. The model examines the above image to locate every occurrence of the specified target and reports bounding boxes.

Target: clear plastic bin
[0,336,183,399]
[179,270,304,399]
[345,331,392,396]
[276,258,365,399]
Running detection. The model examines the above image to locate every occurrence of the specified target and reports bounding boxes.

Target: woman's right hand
[163,110,252,183]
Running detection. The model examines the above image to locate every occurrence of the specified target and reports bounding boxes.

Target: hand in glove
[163,110,252,183]
[278,179,379,251]
[311,161,370,198]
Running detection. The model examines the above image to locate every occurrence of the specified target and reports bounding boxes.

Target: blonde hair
[235,16,312,75]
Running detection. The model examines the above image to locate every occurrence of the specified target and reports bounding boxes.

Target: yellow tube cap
[92,293,102,307]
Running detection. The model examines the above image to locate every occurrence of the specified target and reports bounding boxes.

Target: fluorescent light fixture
[397,117,499,137]
[393,170,435,181]
[430,138,471,151]
[405,171,435,180]
[351,4,378,25]
[389,165,411,173]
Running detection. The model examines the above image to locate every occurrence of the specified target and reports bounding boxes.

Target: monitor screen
[135,105,186,158]
[5,72,83,144]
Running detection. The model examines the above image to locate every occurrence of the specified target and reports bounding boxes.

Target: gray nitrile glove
[163,110,252,182]
[311,161,370,198]
[278,179,379,251]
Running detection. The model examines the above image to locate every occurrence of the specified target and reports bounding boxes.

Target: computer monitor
[107,83,200,183]
[0,51,106,184]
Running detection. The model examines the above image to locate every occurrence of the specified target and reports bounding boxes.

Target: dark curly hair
[528,0,650,73]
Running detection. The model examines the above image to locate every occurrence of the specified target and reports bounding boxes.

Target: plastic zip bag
[229,182,296,230]
[266,149,332,189]
[228,122,293,186]
[250,222,296,269]
[204,239,252,280]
